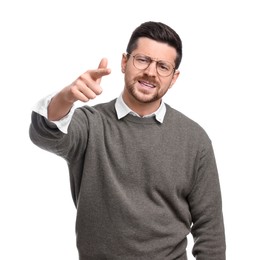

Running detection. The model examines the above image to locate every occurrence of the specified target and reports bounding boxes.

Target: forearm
[48,87,75,121]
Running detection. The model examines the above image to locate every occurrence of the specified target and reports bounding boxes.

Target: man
[29,21,226,259]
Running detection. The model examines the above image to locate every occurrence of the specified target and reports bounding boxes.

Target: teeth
[140,81,154,88]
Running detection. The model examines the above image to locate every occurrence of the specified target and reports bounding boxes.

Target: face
[121,37,180,110]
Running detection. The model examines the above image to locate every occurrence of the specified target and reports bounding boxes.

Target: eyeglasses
[127,53,175,77]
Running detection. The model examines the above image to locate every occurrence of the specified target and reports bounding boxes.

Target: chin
[133,92,159,104]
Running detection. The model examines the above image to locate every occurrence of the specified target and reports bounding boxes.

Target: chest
[96,122,197,197]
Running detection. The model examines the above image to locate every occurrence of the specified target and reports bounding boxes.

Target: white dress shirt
[115,94,166,123]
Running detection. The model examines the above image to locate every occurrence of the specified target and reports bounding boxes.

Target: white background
[1,0,255,259]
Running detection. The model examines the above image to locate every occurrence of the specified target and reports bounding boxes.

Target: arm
[188,144,226,259]
[29,58,111,156]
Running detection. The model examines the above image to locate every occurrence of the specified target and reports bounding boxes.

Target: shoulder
[165,104,212,147]
[74,99,116,117]
[71,99,117,129]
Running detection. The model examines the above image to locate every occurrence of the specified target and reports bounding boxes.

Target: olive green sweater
[29,99,225,259]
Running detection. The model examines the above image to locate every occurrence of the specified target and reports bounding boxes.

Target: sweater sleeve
[29,111,66,154]
[188,143,226,259]
[29,109,89,162]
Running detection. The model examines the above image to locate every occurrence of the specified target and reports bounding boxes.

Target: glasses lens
[133,55,150,70]
[156,61,173,77]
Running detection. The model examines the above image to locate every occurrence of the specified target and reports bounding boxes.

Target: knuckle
[69,85,78,96]
[94,86,103,95]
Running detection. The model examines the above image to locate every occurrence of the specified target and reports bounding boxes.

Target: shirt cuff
[32,93,75,134]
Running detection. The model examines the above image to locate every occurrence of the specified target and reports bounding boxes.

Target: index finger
[98,57,108,70]
[90,58,111,82]
[90,67,111,82]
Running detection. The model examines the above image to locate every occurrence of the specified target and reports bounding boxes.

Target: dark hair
[126,21,182,69]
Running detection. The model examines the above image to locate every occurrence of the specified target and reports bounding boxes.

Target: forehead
[133,37,177,62]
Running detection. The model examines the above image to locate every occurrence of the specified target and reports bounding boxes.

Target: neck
[122,92,161,117]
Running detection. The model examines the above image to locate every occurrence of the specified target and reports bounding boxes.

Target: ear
[121,53,128,73]
[169,70,180,89]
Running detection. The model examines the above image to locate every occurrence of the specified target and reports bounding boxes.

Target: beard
[125,75,163,104]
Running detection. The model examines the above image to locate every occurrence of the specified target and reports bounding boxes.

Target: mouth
[138,80,156,89]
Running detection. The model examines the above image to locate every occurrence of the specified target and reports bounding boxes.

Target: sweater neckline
[121,113,163,125]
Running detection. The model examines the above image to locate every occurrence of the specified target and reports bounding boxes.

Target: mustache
[135,76,159,87]
[125,72,159,88]
[136,75,156,81]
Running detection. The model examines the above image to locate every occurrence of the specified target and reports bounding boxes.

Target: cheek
[159,80,173,95]
[163,76,176,90]
[161,85,171,94]
[124,70,132,85]
[124,65,138,79]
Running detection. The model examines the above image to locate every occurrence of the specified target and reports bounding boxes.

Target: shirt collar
[115,93,166,123]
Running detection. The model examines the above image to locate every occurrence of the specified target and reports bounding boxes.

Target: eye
[136,55,150,64]
[158,62,171,72]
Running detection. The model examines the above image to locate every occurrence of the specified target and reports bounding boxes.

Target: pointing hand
[66,58,111,103]
[48,58,111,121]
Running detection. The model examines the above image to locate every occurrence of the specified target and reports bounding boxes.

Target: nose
[144,60,157,76]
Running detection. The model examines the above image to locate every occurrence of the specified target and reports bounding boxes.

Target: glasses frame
[127,53,175,77]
